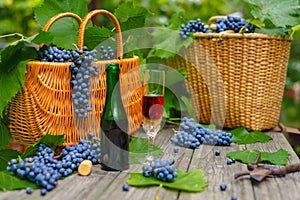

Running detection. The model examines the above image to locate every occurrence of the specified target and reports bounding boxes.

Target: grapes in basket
[179,15,255,39]
[170,117,232,149]
[36,44,117,119]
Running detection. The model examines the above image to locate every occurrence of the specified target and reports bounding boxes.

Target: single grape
[220,183,227,191]
[122,184,129,191]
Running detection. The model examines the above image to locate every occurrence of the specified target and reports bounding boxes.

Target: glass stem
[147,135,154,160]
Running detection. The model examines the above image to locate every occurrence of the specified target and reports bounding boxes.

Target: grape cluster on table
[179,15,255,39]
[170,117,233,149]
[6,132,101,196]
[142,158,178,182]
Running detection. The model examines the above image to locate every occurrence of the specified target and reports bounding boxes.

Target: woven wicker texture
[78,9,142,137]
[8,11,142,146]
[168,17,291,131]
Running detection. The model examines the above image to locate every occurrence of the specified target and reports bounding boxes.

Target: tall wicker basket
[8,10,143,146]
[168,16,291,131]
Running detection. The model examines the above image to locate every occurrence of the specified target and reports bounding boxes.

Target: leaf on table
[129,137,163,164]
[0,122,12,149]
[21,134,65,158]
[226,148,290,166]
[0,149,21,171]
[0,171,38,191]
[231,127,272,144]
[127,169,208,192]
[260,149,291,166]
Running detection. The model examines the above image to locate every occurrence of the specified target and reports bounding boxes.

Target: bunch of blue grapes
[215,16,255,33]
[170,117,232,148]
[36,45,73,62]
[142,158,178,182]
[180,19,208,39]
[6,132,100,196]
[98,45,115,60]
[70,47,99,118]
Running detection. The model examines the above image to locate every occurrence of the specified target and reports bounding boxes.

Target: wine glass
[142,69,165,163]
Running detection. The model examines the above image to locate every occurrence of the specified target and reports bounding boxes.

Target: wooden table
[1,125,300,200]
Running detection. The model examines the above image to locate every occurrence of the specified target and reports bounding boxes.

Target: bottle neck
[103,66,126,121]
[106,71,120,99]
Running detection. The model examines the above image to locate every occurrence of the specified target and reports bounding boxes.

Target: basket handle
[42,12,82,32]
[78,9,123,59]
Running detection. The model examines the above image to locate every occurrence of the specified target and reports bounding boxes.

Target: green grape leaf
[260,149,291,166]
[148,11,193,59]
[129,137,163,164]
[83,27,115,50]
[0,171,39,191]
[0,59,29,118]
[231,127,272,144]
[114,2,151,31]
[21,134,65,158]
[245,0,300,28]
[32,31,54,45]
[38,134,65,150]
[0,149,21,171]
[0,122,11,149]
[227,149,291,166]
[0,39,37,73]
[33,0,88,49]
[127,169,208,192]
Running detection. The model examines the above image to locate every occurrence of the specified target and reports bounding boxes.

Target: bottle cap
[106,64,120,72]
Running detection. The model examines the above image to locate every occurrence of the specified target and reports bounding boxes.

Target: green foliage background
[0,0,299,142]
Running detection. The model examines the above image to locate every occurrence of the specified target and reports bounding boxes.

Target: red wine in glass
[142,94,164,120]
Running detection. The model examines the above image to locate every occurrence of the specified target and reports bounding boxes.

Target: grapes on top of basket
[179,15,255,39]
[170,117,233,149]
[179,19,208,39]
[36,45,74,62]
[215,15,255,33]
[98,45,116,60]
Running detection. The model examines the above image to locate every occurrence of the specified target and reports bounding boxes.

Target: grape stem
[234,152,300,182]
[0,33,25,39]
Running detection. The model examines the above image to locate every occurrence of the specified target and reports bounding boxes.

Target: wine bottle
[100,64,129,171]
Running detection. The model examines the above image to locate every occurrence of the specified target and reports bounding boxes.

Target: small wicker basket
[8,10,142,146]
[168,16,291,131]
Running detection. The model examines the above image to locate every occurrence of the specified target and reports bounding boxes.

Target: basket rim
[28,55,140,65]
[193,32,292,41]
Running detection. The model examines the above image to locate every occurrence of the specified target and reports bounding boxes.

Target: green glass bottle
[100,64,129,171]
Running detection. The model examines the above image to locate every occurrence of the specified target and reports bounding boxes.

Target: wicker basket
[8,10,142,146]
[168,16,291,131]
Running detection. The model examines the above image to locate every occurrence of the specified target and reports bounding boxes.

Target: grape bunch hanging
[36,44,116,119]
[179,15,255,39]
[170,117,233,149]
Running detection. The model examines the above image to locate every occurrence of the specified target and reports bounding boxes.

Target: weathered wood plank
[179,142,255,200]
[246,132,300,200]
[0,129,299,200]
